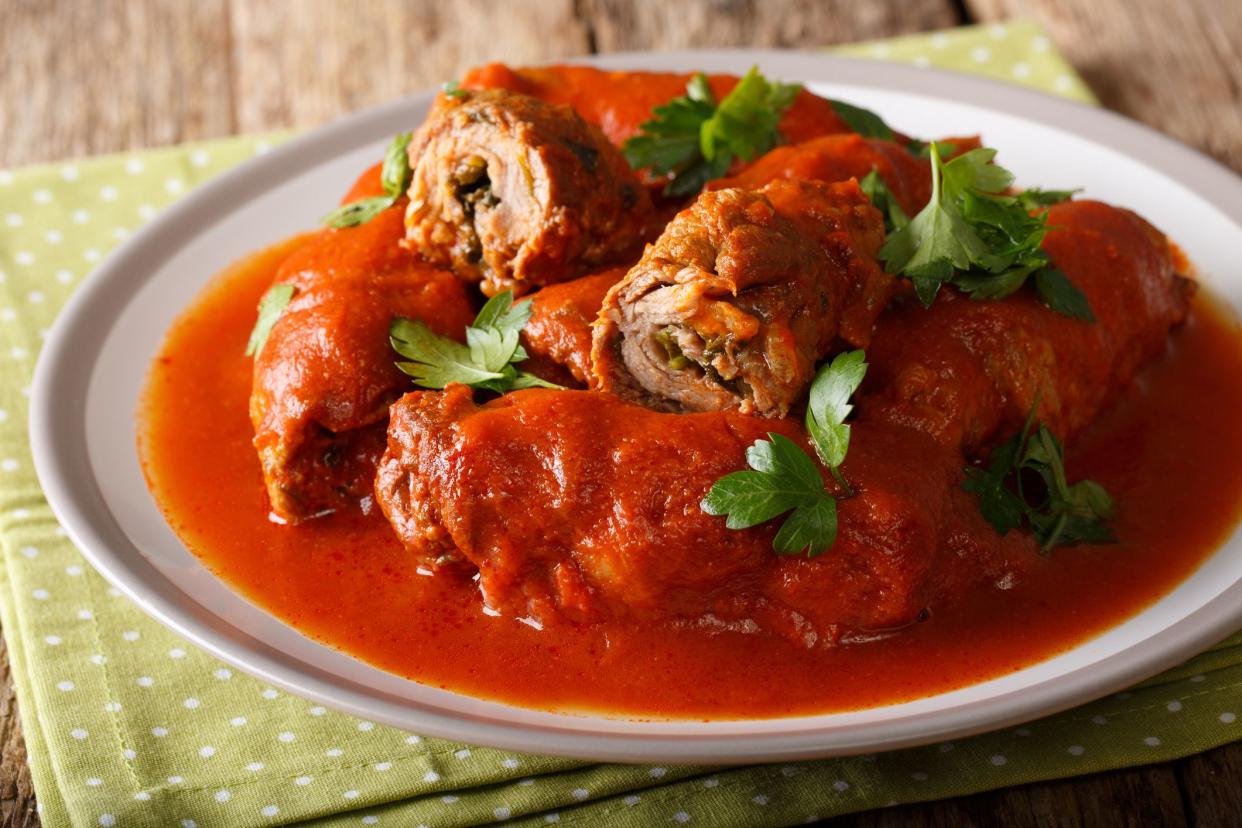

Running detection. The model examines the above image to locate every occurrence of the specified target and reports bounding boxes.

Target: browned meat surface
[250,206,475,522]
[374,386,1029,645]
[859,200,1193,455]
[762,179,895,348]
[591,179,892,417]
[404,89,653,296]
[522,266,628,385]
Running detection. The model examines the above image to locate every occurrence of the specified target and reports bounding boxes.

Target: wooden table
[1,1,1239,824]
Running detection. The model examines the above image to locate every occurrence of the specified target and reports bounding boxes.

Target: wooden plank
[228,0,592,134]
[965,0,1242,172]
[0,0,234,168]
[1176,741,1242,827]
[0,633,37,828]
[828,764,1189,827]
[581,0,960,51]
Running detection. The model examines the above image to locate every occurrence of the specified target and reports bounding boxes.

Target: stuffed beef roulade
[374,386,1029,645]
[404,88,653,296]
[859,200,1193,455]
[250,206,474,523]
[590,178,892,417]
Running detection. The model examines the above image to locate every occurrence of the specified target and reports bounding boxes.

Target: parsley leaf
[772,496,839,556]
[245,284,294,357]
[390,291,562,394]
[701,433,839,557]
[441,80,466,98]
[827,99,895,141]
[1035,268,1094,320]
[623,67,801,197]
[1016,187,1080,210]
[909,139,958,159]
[322,132,413,228]
[701,350,867,557]
[805,350,868,491]
[859,169,909,233]
[878,143,1093,319]
[963,402,1114,553]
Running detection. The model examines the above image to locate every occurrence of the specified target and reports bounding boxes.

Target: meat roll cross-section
[404,88,653,296]
[374,386,1029,645]
[859,200,1193,455]
[250,205,475,523]
[591,179,892,417]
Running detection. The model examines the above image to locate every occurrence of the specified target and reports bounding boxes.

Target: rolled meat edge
[251,203,474,523]
[404,88,653,296]
[521,265,629,385]
[590,178,892,417]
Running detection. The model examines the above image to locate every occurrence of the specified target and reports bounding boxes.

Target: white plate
[29,49,1242,764]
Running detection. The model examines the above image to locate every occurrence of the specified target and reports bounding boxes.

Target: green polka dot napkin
[0,20,1233,828]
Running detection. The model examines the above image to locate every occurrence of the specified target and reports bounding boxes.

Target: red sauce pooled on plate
[138,240,1242,718]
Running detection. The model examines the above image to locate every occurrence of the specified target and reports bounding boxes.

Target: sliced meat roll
[250,206,474,523]
[591,179,891,417]
[404,89,653,296]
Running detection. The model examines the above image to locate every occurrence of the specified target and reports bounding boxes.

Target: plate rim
[28,47,1242,764]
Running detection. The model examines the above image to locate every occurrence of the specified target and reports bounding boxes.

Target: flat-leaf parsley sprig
[963,400,1114,553]
[322,132,414,229]
[622,67,801,197]
[701,350,868,557]
[858,169,909,234]
[389,291,562,394]
[825,98,957,159]
[878,143,1090,319]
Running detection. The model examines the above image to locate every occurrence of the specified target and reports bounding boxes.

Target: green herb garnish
[390,291,562,393]
[963,401,1114,553]
[828,99,895,141]
[441,80,466,98]
[701,350,867,557]
[322,132,413,228]
[623,67,801,197]
[825,99,952,161]
[908,139,958,159]
[245,283,294,357]
[859,169,909,233]
[1015,187,1080,210]
[878,143,1092,319]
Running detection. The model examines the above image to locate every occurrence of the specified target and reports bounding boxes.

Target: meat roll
[712,133,936,216]
[859,200,1193,455]
[591,179,892,417]
[521,265,628,385]
[459,63,852,149]
[404,88,653,296]
[251,205,474,523]
[374,386,1029,645]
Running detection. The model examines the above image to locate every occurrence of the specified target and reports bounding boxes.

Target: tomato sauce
[138,243,1242,719]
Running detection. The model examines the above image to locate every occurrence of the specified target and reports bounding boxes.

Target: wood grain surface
[1,0,1240,825]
